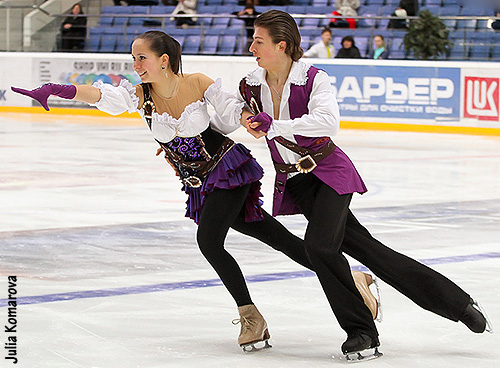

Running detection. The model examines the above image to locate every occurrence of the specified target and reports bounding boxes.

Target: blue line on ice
[1,252,499,307]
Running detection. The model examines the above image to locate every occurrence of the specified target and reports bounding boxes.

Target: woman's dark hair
[341,35,355,47]
[135,31,183,75]
[254,10,303,61]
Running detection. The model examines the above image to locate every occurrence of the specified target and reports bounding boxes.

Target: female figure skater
[11,30,380,353]
[237,10,492,361]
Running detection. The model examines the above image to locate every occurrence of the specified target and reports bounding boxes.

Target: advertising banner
[461,67,500,125]
[317,64,461,121]
[33,56,141,108]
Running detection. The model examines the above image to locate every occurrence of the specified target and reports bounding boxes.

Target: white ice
[0,111,499,368]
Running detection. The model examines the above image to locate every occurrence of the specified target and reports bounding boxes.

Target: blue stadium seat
[358,17,377,28]
[439,6,461,16]
[355,36,369,57]
[456,19,477,31]
[309,5,332,14]
[442,19,457,30]
[183,35,201,54]
[377,18,390,29]
[201,35,219,54]
[421,5,440,15]
[358,5,379,15]
[217,35,237,54]
[300,35,311,51]
[379,5,394,15]
[100,34,117,52]
[300,27,321,37]
[491,44,500,60]
[212,17,231,28]
[424,0,442,5]
[302,18,321,27]
[172,35,185,47]
[99,17,114,27]
[469,44,491,60]
[448,42,468,60]
[86,29,101,52]
[312,0,328,4]
[150,5,175,14]
[287,6,307,14]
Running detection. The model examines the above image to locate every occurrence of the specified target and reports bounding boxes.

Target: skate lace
[232,316,256,332]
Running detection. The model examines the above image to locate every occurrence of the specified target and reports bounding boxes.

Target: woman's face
[249,26,285,69]
[374,36,384,49]
[131,39,167,83]
[72,4,81,15]
[342,39,353,49]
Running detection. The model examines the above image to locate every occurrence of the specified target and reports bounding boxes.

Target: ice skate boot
[232,304,272,352]
[341,333,383,363]
[460,298,493,333]
[352,271,383,322]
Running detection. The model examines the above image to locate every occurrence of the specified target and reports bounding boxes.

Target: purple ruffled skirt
[182,143,264,224]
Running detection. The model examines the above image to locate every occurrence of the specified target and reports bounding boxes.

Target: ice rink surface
[0,112,499,368]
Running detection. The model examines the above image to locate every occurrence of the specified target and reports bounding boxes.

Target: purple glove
[11,83,77,111]
[248,112,273,133]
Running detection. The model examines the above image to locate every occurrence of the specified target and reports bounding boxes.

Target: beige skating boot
[352,271,382,322]
[232,304,272,352]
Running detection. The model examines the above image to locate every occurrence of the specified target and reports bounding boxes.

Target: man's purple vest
[240,66,367,216]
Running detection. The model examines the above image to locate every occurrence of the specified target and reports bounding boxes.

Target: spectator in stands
[399,0,418,17]
[114,1,159,4]
[330,0,360,29]
[233,1,261,55]
[492,10,500,30]
[387,7,408,29]
[59,3,87,52]
[171,0,198,28]
[304,27,336,58]
[335,35,362,58]
[368,34,390,59]
[387,0,418,29]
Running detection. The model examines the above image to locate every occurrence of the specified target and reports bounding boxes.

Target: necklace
[153,77,180,100]
[270,84,283,99]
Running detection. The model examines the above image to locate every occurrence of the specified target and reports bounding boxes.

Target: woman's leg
[231,209,313,270]
[197,185,254,307]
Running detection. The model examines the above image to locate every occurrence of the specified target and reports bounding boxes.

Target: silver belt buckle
[183,176,202,188]
[295,154,317,174]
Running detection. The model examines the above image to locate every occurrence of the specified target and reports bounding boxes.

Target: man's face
[321,31,331,44]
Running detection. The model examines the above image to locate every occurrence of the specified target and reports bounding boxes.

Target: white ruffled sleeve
[90,79,139,115]
[204,79,244,135]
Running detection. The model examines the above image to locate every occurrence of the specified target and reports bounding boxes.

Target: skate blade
[473,300,494,333]
[241,339,272,353]
[345,347,383,363]
[372,276,383,323]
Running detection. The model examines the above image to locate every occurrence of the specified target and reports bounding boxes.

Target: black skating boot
[342,334,382,362]
[460,298,492,333]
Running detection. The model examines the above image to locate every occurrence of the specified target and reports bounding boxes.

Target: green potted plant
[403,9,453,60]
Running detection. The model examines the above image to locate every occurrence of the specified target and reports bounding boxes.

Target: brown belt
[160,137,235,188]
[273,137,336,174]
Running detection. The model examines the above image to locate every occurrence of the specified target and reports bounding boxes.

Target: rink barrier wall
[1,53,500,136]
[2,106,500,136]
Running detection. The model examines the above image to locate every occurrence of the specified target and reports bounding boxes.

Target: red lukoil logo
[464,77,499,121]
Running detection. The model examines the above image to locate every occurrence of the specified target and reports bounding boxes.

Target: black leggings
[196,184,313,307]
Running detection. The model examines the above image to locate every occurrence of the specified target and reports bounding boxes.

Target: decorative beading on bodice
[165,136,211,162]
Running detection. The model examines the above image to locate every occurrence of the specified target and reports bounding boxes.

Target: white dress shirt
[237,61,341,167]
